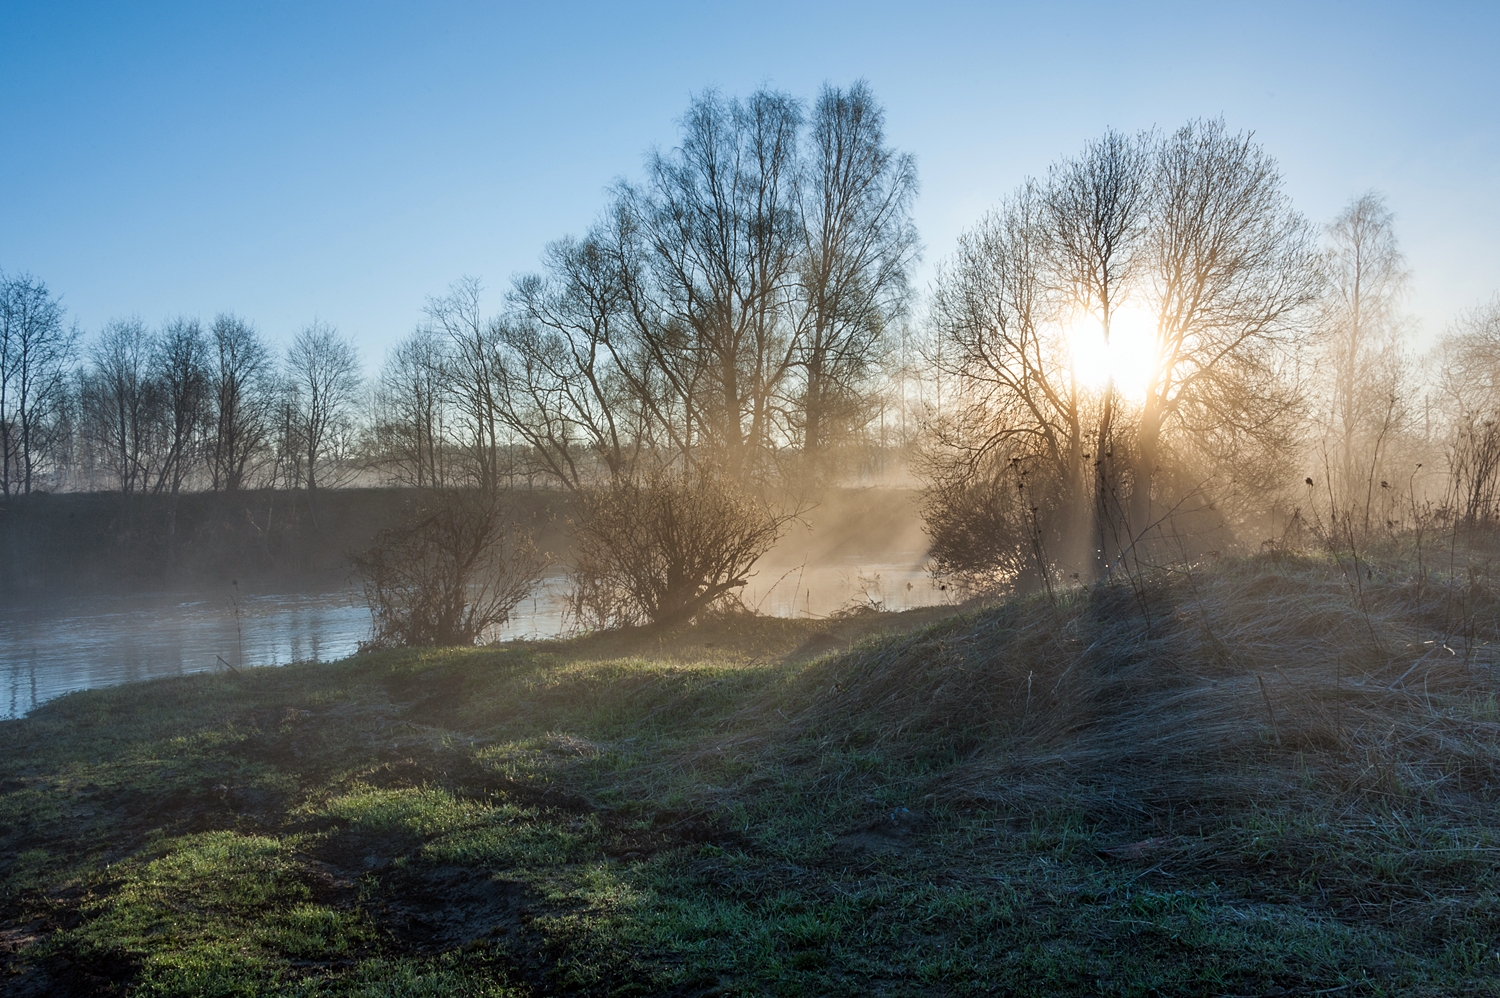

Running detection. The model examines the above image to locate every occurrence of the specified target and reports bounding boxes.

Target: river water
[1,559,947,720]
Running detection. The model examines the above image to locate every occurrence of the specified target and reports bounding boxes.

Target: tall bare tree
[925,121,1321,587]
[374,326,451,488]
[207,314,275,491]
[150,317,209,496]
[0,273,76,495]
[793,81,919,479]
[284,320,361,497]
[1316,192,1411,521]
[1131,119,1323,537]
[508,233,650,489]
[82,318,159,494]
[1043,129,1154,568]
[618,87,804,479]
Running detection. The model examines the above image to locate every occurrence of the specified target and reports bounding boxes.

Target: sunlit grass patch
[321,786,484,840]
[53,830,369,997]
[421,804,598,868]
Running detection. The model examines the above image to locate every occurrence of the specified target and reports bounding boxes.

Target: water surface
[2,557,947,720]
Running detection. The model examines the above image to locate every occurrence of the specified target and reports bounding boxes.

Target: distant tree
[81,318,159,494]
[1316,192,1412,528]
[0,273,76,495]
[283,320,361,496]
[374,326,451,488]
[150,317,209,496]
[424,279,509,492]
[1432,297,1500,524]
[508,237,649,489]
[1434,296,1500,422]
[207,313,276,491]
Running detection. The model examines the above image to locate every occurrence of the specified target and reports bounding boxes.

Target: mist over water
[1,551,946,721]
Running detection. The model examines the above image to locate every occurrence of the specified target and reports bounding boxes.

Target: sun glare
[1066,306,1160,403]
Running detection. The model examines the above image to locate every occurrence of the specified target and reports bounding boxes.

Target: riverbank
[5,554,1500,995]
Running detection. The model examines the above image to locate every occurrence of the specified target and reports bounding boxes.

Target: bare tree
[1434,296,1500,422]
[81,318,159,494]
[924,121,1321,588]
[617,87,805,480]
[507,233,651,489]
[1131,119,1323,538]
[284,320,362,497]
[150,317,209,496]
[373,326,451,488]
[1432,297,1500,523]
[425,279,509,492]
[0,273,76,495]
[793,81,919,480]
[1043,129,1154,570]
[929,182,1092,580]
[207,314,276,491]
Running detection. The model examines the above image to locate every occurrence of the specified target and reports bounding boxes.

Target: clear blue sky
[2,1,1496,368]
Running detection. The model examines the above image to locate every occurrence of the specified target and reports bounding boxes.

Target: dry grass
[766,551,1500,823]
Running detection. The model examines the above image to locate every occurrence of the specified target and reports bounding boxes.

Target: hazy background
[2,0,1496,367]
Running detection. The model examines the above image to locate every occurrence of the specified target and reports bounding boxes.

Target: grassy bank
[5,553,1500,996]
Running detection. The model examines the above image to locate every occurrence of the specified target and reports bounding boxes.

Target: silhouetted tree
[0,273,76,495]
[793,81,919,479]
[283,320,361,496]
[924,120,1321,588]
[1130,119,1322,538]
[616,87,805,480]
[207,313,276,491]
[150,317,209,496]
[82,318,159,494]
[374,326,451,488]
[424,279,509,492]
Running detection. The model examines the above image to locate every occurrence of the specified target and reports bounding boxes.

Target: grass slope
[4,554,1500,996]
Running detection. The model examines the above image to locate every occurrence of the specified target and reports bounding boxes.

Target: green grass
[6,566,1500,996]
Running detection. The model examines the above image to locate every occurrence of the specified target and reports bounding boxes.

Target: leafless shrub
[568,467,790,630]
[351,488,543,649]
[1448,416,1500,527]
[921,453,1069,596]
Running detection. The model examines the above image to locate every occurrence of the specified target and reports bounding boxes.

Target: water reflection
[1,557,948,720]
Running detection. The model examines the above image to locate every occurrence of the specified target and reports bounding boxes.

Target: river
[1,558,948,720]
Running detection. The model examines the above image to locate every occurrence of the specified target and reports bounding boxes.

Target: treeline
[6,81,1500,610]
[0,82,923,504]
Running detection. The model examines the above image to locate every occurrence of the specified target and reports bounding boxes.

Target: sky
[2,1,1497,370]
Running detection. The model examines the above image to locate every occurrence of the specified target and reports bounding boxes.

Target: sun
[1066,305,1160,403]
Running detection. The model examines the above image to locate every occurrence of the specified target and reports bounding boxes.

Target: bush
[351,488,544,648]
[569,468,787,630]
